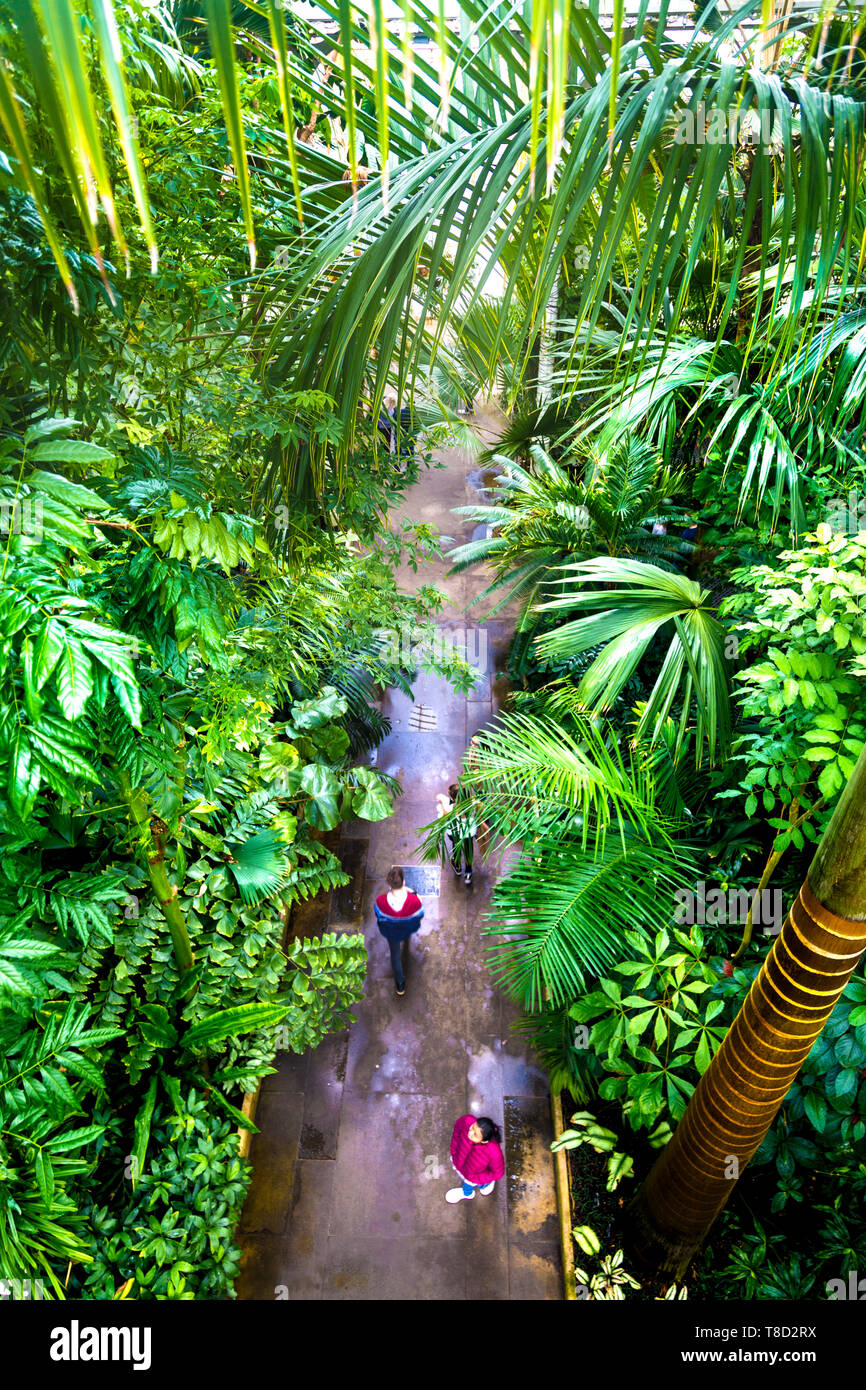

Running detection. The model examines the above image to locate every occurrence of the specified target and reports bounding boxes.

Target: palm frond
[226,829,288,905]
[484,834,698,1012]
[417,705,676,864]
[537,556,731,764]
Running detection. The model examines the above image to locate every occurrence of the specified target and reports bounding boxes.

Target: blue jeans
[461,1179,493,1195]
[387,936,407,991]
[375,907,424,991]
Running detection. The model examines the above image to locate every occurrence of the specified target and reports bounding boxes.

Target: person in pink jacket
[446,1114,505,1203]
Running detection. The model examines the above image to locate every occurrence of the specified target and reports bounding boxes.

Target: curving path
[236,410,562,1301]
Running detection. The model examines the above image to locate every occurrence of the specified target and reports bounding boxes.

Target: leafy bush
[567,928,728,1129]
[74,1087,251,1301]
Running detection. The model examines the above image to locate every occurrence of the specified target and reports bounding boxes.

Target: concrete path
[236,415,562,1301]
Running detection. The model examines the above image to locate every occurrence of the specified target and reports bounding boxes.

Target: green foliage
[0,428,389,1295]
[537,556,731,766]
[568,928,727,1129]
[573,1246,641,1301]
[484,836,697,1012]
[0,1002,123,1294]
[278,933,366,1055]
[446,438,689,645]
[75,1086,251,1300]
[551,1112,636,1194]
[721,529,866,844]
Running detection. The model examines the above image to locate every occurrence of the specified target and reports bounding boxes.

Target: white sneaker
[478,1182,494,1195]
[445,1187,475,1203]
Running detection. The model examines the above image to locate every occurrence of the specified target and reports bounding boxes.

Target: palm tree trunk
[628,745,866,1279]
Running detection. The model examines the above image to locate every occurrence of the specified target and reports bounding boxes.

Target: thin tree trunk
[117,770,196,993]
[735,146,763,345]
[628,745,866,1279]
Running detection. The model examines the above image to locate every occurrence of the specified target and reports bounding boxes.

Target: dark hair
[386,865,404,889]
[476,1116,502,1144]
[448,783,460,801]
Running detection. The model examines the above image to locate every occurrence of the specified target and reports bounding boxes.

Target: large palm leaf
[271,5,866,470]
[417,703,677,865]
[446,438,689,634]
[558,301,866,532]
[537,556,731,764]
[484,834,697,1011]
[417,698,695,1009]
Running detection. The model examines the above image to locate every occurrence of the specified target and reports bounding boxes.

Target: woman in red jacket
[446,1114,505,1203]
[374,866,424,997]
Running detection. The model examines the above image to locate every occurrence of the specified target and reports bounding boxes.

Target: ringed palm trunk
[628,745,866,1279]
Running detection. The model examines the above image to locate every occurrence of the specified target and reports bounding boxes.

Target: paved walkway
[236,415,562,1301]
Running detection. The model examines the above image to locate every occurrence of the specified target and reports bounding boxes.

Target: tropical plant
[266,3,866,489]
[418,689,700,1102]
[568,927,728,1129]
[712,960,866,1167]
[0,1002,124,1295]
[630,742,866,1280]
[565,301,866,537]
[446,437,690,639]
[0,412,388,1295]
[536,556,732,765]
[551,1111,636,1192]
[717,526,866,954]
[74,1084,252,1300]
[574,1248,641,1301]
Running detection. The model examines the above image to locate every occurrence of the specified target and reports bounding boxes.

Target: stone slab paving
[237,414,562,1301]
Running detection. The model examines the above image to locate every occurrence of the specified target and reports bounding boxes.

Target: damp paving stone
[506,1239,562,1301]
[503,1094,561,1243]
[237,1087,303,1236]
[299,1124,326,1159]
[236,1234,324,1301]
[322,1235,467,1301]
[298,1030,348,1159]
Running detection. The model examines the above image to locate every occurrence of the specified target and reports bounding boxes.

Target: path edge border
[239,901,291,1158]
[238,1086,261,1159]
[550,1085,577,1301]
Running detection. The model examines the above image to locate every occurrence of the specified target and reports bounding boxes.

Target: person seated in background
[374,865,424,998]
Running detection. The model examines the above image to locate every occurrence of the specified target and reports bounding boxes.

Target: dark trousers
[448,834,474,874]
[387,936,407,990]
[375,909,423,990]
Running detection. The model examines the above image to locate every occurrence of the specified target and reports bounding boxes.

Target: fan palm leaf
[537,556,731,764]
[226,828,288,905]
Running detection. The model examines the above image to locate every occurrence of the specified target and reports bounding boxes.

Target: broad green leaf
[34,1148,55,1208]
[46,1123,107,1153]
[56,637,94,719]
[183,1001,290,1050]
